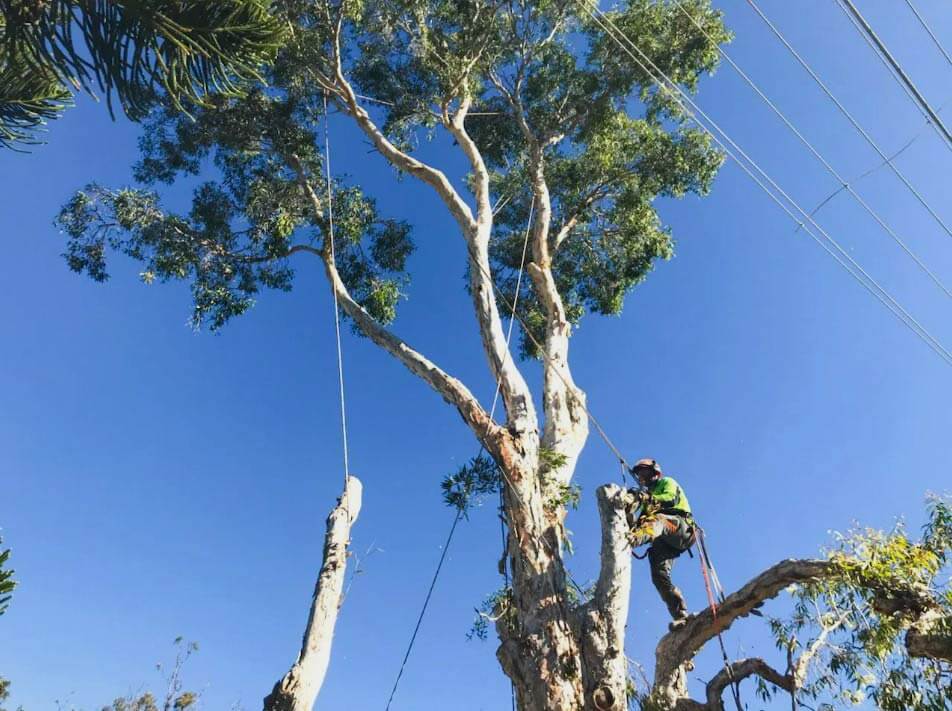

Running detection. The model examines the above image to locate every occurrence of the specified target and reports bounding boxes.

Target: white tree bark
[292,20,632,711]
[264,476,363,711]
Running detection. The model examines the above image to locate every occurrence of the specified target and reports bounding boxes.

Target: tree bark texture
[263,476,362,711]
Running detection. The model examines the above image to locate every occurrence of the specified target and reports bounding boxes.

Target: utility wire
[903,0,952,67]
[804,100,948,226]
[745,0,952,244]
[673,1,952,299]
[583,1,952,367]
[835,0,952,151]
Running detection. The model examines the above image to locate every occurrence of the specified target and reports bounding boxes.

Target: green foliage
[57,0,728,341]
[764,497,952,711]
[56,101,412,331]
[0,537,15,616]
[0,0,285,148]
[441,453,501,517]
[467,586,514,641]
[0,676,10,711]
[538,447,580,512]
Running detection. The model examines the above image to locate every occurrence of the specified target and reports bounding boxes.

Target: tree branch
[442,95,537,431]
[705,658,793,711]
[655,560,834,685]
[287,160,508,457]
[325,22,477,236]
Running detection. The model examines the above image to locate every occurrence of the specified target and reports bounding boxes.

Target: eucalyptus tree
[52,0,741,707]
[0,0,284,149]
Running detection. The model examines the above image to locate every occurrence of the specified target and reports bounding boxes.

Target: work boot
[667,612,689,632]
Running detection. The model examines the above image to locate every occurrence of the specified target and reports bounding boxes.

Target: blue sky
[2,1,950,709]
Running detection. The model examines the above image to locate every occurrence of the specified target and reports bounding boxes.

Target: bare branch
[441,96,537,429]
[325,23,478,236]
[656,560,834,684]
[287,159,508,456]
[706,658,793,711]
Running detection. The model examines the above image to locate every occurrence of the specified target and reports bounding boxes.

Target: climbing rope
[695,527,743,711]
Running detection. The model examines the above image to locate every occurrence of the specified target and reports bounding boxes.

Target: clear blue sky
[2,1,950,709]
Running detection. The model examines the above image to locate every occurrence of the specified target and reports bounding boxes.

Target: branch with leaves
[642,496,952,711]
[0,0,284,148]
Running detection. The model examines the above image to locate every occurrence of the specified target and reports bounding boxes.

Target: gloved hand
[627,488,650,506]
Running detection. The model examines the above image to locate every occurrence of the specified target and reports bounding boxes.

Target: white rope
[384,199,535,711]
[488,196,535,422]
[322,93,351,487]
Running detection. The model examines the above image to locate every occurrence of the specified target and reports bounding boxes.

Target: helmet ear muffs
[631,457,661,480]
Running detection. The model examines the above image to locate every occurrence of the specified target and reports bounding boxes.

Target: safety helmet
[631,458,662,483]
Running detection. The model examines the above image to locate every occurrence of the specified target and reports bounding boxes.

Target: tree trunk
[495,429,633,711]
[263,476,362,711]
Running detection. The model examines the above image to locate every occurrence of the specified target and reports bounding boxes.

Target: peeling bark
[579,485,634,710]
[263,476,362,711]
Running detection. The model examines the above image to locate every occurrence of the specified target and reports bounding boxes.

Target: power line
[805,100,948,225]
[583,1,952,366]
[672,1,952,299]
[745,0,952,244]
[903,0,952,67]
[835,0,952,151]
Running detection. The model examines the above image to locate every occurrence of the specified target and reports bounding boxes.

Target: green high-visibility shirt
[646,476,692,516]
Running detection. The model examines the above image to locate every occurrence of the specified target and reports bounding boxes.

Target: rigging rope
[696,530,743,711]
[322,92,351,491]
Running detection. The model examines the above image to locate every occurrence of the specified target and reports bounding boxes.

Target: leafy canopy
[764,496,952,711]
[57,0,728,349]
[0,0,285,148]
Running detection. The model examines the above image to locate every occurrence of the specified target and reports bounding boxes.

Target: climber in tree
[627,458,695,627]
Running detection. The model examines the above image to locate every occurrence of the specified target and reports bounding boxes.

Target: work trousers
[630,513,694,620]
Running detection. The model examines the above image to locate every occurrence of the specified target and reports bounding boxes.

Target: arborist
[626,458,695,628]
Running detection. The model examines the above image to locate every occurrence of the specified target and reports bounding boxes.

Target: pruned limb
[263,476,363,711]
[578,484,633,710]
[705,658,792,711]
